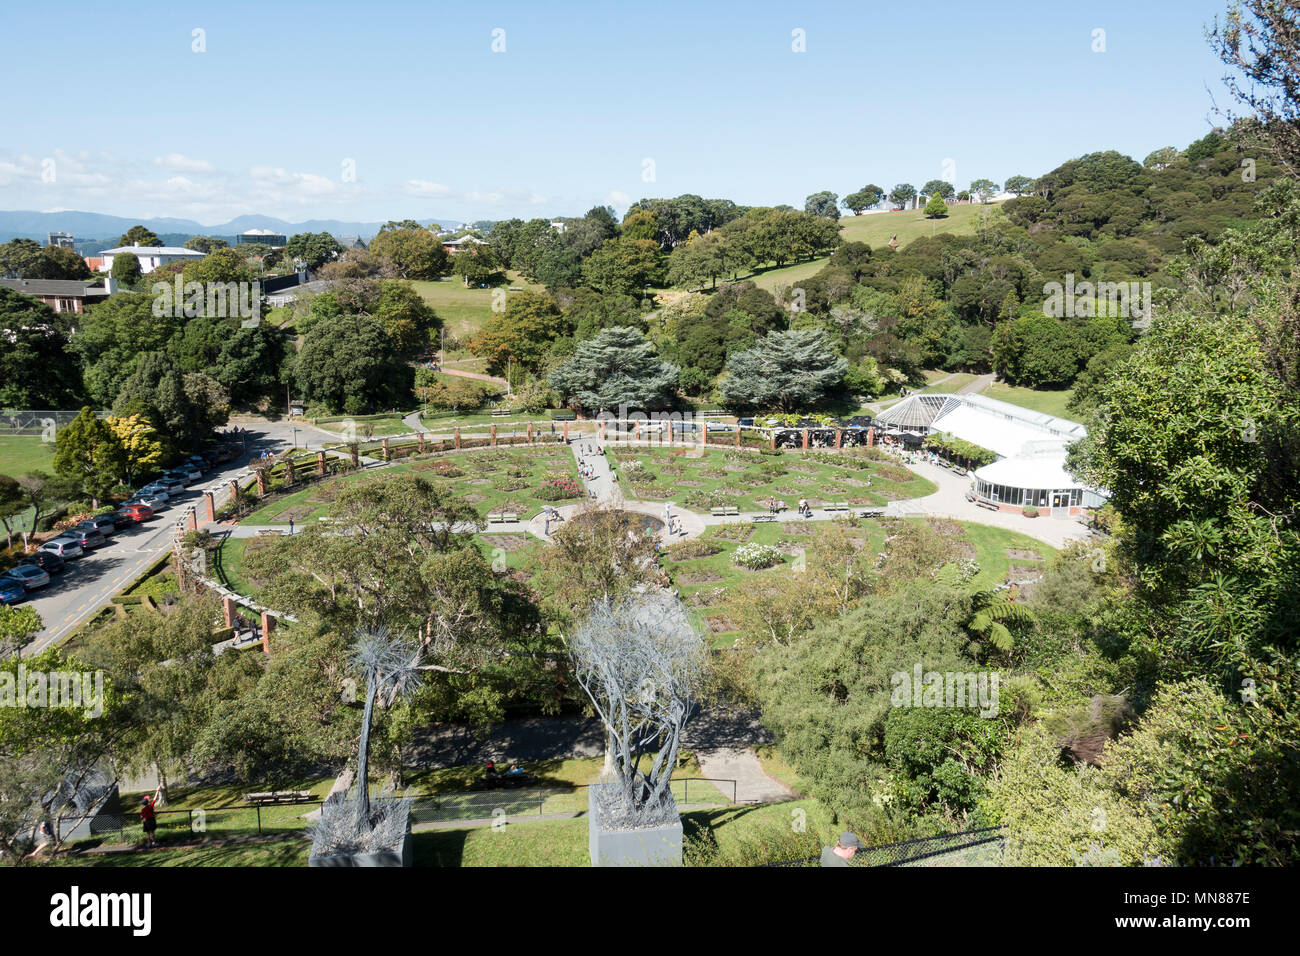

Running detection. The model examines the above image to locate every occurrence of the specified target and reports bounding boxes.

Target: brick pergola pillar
[633,422,640,443]
[867,427,875,447]
[835,429,843,450]
[222,596,236,628]
[599,420,607,441]
[260,612,274,655]
[228,479,238,502]
[255,469,267,496]
[203,492,215,524]
[769,431,776,450]
[490,424,497,447]
[454,428,462,449]
[417,432,425,454]
[186,508,197,532]
[801,429,810,450]
[317,451,327,476]
[380,437,388,460]
[527,423,534,443]
[735,427,741,447]
[285,458,296,485]
[563,420,569,442]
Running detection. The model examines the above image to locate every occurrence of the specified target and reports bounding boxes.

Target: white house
[99,243,205,274]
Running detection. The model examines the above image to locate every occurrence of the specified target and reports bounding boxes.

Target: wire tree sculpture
[570,590,705,829]
[311,627,422,857]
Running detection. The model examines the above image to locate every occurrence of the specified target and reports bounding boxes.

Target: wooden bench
[488,512,520,524]
[752,514,777,522]
[858,509,886,518]
[976,500,1000,512]
[490,408,513,417]
[244,790,314,806]
[823,502,850,512]
[255,528,283,537]
[710,506,740,517]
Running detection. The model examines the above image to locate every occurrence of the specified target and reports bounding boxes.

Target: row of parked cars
[0,451,228,606]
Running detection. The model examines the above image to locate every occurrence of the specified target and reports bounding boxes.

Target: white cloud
[402,179,452,197]
[154,153,215,174]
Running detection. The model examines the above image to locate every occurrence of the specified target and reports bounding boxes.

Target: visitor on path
[140,795,158,848]
[798,498,809,517]
[288,518,294,535]
[820,831,861,866]
[664,503,672,522]
[544,515,551,535]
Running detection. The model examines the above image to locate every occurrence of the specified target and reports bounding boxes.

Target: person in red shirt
[140,795,158,848]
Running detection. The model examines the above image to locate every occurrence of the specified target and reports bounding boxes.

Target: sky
[0,0,1243,226]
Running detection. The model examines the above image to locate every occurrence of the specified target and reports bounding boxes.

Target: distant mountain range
[0,210,465,247]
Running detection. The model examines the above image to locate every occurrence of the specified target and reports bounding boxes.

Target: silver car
[40,537,84,559]
[3,564,50,590]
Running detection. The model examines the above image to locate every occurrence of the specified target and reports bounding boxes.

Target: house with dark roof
[0,278,114,314]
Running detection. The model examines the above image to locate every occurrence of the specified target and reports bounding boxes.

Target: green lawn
[840,201,1006,250]
[408,271,543,344]
[609,445,937,514]
[745,257,832,292]
[0,435,55,476]
[240,444,581,526]
[979,381,1078,421]
[313,415,415,437]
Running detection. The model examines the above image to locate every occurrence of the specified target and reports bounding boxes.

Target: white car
[129,494,169,511]
[138,484,171,501]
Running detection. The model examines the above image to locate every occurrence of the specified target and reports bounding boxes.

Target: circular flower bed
[733,542,782,570]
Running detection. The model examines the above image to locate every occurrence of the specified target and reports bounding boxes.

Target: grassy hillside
[0,435,54,476]
[840,200,1006,250]
[409,270,542,346]
[979,381,1077,420]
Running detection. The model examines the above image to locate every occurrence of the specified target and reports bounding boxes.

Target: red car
[117,503,155,523]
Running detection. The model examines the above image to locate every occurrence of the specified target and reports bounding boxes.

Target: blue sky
[0,0,1239,224]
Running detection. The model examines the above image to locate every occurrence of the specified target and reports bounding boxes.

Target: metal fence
[764,825,1007,868]
[67,778,739,844]
[0,408,110,435]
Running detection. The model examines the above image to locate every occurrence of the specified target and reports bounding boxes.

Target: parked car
[111,511,136,530]
[0,577,26,605]
[76,515,120,537]
[39,537,84,560]
[187,455,211,472]
[137,485,171,502]
[128,494,168,511]
[117,503,155,523]
[3,564,50,591]
[63,528,108,550]
[20,551,66,575]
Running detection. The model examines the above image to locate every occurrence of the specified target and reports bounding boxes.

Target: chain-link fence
[764,825,1007,867]
[0,409,110,436]
[66,778,739,844]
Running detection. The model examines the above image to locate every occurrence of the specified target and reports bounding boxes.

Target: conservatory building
[872,392,1108,518]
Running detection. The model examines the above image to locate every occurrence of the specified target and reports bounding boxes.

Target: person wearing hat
[820,831,861,866]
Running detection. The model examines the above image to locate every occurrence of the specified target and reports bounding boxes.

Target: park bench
[976,500,1000,512]
[488,512,520,524]
[752,514,777,523]
[490,408,513,417]
[954,467,969,477]
[710,506,740,517]
[244,790,314,806]
[255,528,284,537]
[858,509,886,518]
[823,502,850,512]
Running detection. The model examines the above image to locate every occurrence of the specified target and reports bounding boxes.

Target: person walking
[288,518,294,535]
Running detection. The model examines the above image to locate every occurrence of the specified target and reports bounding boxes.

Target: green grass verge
[0,435,55,475]
[978,382,1077,420]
